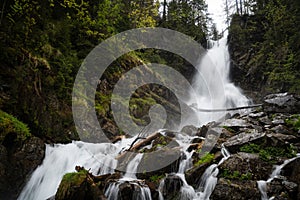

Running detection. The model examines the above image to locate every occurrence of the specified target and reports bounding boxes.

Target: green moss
[0,110,31,143]
[195,152,214,166]
[240,143,296,162]
[285,114,300,131]
[62,170,88,183]
[221,169,253,180]
[149,174,165,182]
[222,126,236,133]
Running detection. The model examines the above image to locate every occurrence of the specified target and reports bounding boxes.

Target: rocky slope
[53,93,300,200]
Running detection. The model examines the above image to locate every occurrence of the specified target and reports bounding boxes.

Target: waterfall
[17,138,135,200]
[189,33,249,125]
[123,153,144,179]
[257,153,300,200]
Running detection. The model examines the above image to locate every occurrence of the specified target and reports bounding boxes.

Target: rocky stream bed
[34,93,300,200]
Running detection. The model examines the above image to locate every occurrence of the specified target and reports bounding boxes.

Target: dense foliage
[228,0,300,95]
[0,0,210,142]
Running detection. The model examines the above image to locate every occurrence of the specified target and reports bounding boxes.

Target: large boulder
[211,178,261,200]
[56,169,107,200]
[281,157,300,199]
[263,93,300,114]
[218,152,273,180]
[161,174,183,200]
[0,137,45,199]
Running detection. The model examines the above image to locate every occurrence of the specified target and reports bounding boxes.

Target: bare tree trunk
[0,0,7,26]
[240,0,243,15]
[235,0,239,14]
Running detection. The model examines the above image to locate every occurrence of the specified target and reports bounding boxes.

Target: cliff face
[228,13,300,101]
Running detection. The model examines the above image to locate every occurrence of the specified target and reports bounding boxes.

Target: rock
[162,174,183,200]
[267,177,298,200]
[259,116,273,125]
[263,93,300,114]
[0,137,45,199]
[223,130,265,153]
[249,112,265,118]
[196,125,208,137]
[220,119,251,130]
[118,181,151,200]
[219,152,273,180]
[185,161,211,187]
[55,169,106,200]
[136,148,181,180]
[180,125,199,136]
[210,178,261,200]
[270,125,293,135]
[281,157,300,199]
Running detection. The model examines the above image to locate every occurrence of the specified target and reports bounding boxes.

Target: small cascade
[105,182,120,200]
[18,141,119,200]
[123,153,143,179]
[195,145,231,200]
[105,152,152,200]
[257,153,300,200]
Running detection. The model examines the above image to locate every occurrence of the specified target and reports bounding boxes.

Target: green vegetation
[0,0,211,142]
[149,174,165,182]
[222,126,236,133]
[0,110,31,143]
[221,168,253,180]
[240,143,297,162]
[195,152,214,166]
[285,115,300,131]
[229,0,300,94]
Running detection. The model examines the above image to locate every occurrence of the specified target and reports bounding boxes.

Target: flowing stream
[18,32,250,200]
[257,153,300,200]
[17,5,252,198]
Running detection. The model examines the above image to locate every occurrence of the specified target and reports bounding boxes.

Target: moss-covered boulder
[56,169,106,200]
[0,110,44,199]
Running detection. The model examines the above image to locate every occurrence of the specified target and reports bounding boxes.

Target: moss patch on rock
[0,110,31,144]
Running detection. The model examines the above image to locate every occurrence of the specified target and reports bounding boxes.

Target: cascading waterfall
[189,32,249,125]
[257,153,300,200]
[105,153,152,200]
[18,33,249,200]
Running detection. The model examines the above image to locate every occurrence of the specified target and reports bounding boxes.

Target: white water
[18,139,135,200]
[18,12,251,200]
[123,153,144,179]
[257,153,300,200]
[189,33,249,125]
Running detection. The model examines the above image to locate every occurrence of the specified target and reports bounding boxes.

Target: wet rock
[196,125,208,137]
[118,181,150,200]
[181,125,199,136]
[136,148,181,180]
[259,116,273,125]
[281,157,300,199]
[0,137,45,199]
[219,152,273,180]
[270,125,293,135]
[220,119,251,130]
[210,178,261,200]
[223,130,265,153]
[185,161,212,187]
[162,174,183,200]
[249,112,265,118]
[263,93,300,114]
[267,177,298,200]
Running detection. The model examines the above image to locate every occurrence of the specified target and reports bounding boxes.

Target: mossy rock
[56,170,106,200]
[0,110,31,146]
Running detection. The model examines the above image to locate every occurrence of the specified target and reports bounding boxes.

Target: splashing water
[189,33,249,125]
[257,153,300,200]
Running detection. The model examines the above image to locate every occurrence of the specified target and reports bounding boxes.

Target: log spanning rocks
[50,93,300,200]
